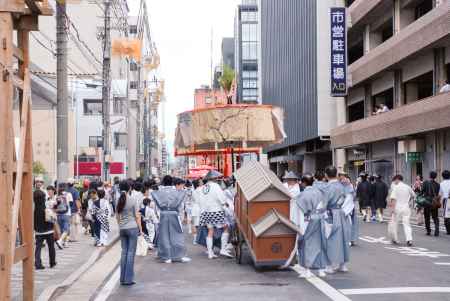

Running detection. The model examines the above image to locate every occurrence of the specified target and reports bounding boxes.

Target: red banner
[74,162,102,176]
[109,162,124,174]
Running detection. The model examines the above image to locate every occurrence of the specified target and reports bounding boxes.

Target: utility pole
[136,64,142,177]
[102,0,112,181]
[143,88,149,178]
[56,0,69,182]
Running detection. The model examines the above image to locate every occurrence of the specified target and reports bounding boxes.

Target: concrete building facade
[331,0,450,184]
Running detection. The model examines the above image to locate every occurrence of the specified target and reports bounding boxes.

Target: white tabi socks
[206,237,217,259]
[219,232,233,258]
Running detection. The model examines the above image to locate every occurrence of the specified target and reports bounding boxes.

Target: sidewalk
[11,217,118,301]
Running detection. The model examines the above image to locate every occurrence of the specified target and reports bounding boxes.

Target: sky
[130,0,240,158]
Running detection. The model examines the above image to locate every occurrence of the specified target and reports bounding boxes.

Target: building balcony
[348,0,385,28]
[349,2,450,86]
[331,92,450,148]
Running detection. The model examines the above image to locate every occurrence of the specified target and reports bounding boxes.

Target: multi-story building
[234,0,259,103]
[259,0,345,176]
[331,0,450,183]
[28,0,130,181]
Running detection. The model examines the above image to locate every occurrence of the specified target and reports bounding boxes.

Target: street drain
[241,283,290,287]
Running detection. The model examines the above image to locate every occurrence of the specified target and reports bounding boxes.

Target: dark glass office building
[260,0,340,176]
[234,0,259,103]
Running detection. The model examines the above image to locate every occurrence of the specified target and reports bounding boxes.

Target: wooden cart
[233,161,299,268]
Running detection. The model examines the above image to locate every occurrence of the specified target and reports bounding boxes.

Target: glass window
[241,11,257,22]
[129,25,137,34]
[242,70,258,78]
[83,99,102,115]
[130,81,138,89]
[113,97,126,115]
[243,79,257,89]
[114,133,127,150]
[242,42,257,60]
[242,23,257,42]
[89,136,103,148]
[243,88,258,97]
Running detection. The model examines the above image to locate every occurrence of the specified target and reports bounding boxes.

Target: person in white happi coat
[197,170,233,259]
[388,174,415,246]
[283,171,301,224]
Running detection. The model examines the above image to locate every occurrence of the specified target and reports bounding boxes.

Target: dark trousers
[445,218,450,234]
[35,233,56,267]
[423,206,439,234]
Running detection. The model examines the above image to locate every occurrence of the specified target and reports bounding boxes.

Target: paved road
[11,218,117,301]
[102,218,450,301]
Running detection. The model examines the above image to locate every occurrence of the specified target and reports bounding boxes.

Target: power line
[30,32,98,86]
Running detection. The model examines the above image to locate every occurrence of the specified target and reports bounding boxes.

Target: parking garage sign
[330,7,347,97]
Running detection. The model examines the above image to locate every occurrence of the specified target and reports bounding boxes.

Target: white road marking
[434,262,450,266]
[384,246,450,258]
[291,265,352,301]
[359,236,391,244]
[93,266,120,301]
[340,287,450,295]
[358,236,450,258]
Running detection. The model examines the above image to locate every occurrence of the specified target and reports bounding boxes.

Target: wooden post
[0,12,15,301]
[0,2,52,299]
[18,28,34,301]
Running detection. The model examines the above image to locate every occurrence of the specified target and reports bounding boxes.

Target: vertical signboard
[330,7,347,96]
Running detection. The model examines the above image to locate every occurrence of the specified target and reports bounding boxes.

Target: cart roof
[251,209,300,238]
[234,161,291,201]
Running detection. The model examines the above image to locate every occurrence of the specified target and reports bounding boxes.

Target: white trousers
[70,214,80,241]
[389,207,413,242]
[146,222,156,243]
[100,229,109,245]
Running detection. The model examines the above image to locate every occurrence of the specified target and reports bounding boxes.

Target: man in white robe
[283,171,301,224]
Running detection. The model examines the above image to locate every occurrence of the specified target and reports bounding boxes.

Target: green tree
[33,161,47,176]
[219,65,235,93]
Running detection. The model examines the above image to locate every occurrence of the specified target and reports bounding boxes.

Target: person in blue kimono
[295,173,328,278]
[151,175,191,263]
[324,166,351,273]
[313,170,328,192]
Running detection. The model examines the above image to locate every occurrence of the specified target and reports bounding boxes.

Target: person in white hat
[34,176,48,198]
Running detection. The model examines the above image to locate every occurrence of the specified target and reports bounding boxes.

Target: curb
[36,234,120,301]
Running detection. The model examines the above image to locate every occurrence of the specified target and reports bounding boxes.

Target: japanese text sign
[330,7,347,96]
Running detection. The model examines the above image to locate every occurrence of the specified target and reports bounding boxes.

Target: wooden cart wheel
[236,240,244,264]
[234,231,242,264]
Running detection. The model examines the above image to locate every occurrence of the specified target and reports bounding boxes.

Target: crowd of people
[283,166,450,279]
[33,177,118,270]
[33,171,237,285]
[32,164,450,284]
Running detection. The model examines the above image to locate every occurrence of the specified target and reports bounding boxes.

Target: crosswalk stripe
[340,287,450,295]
